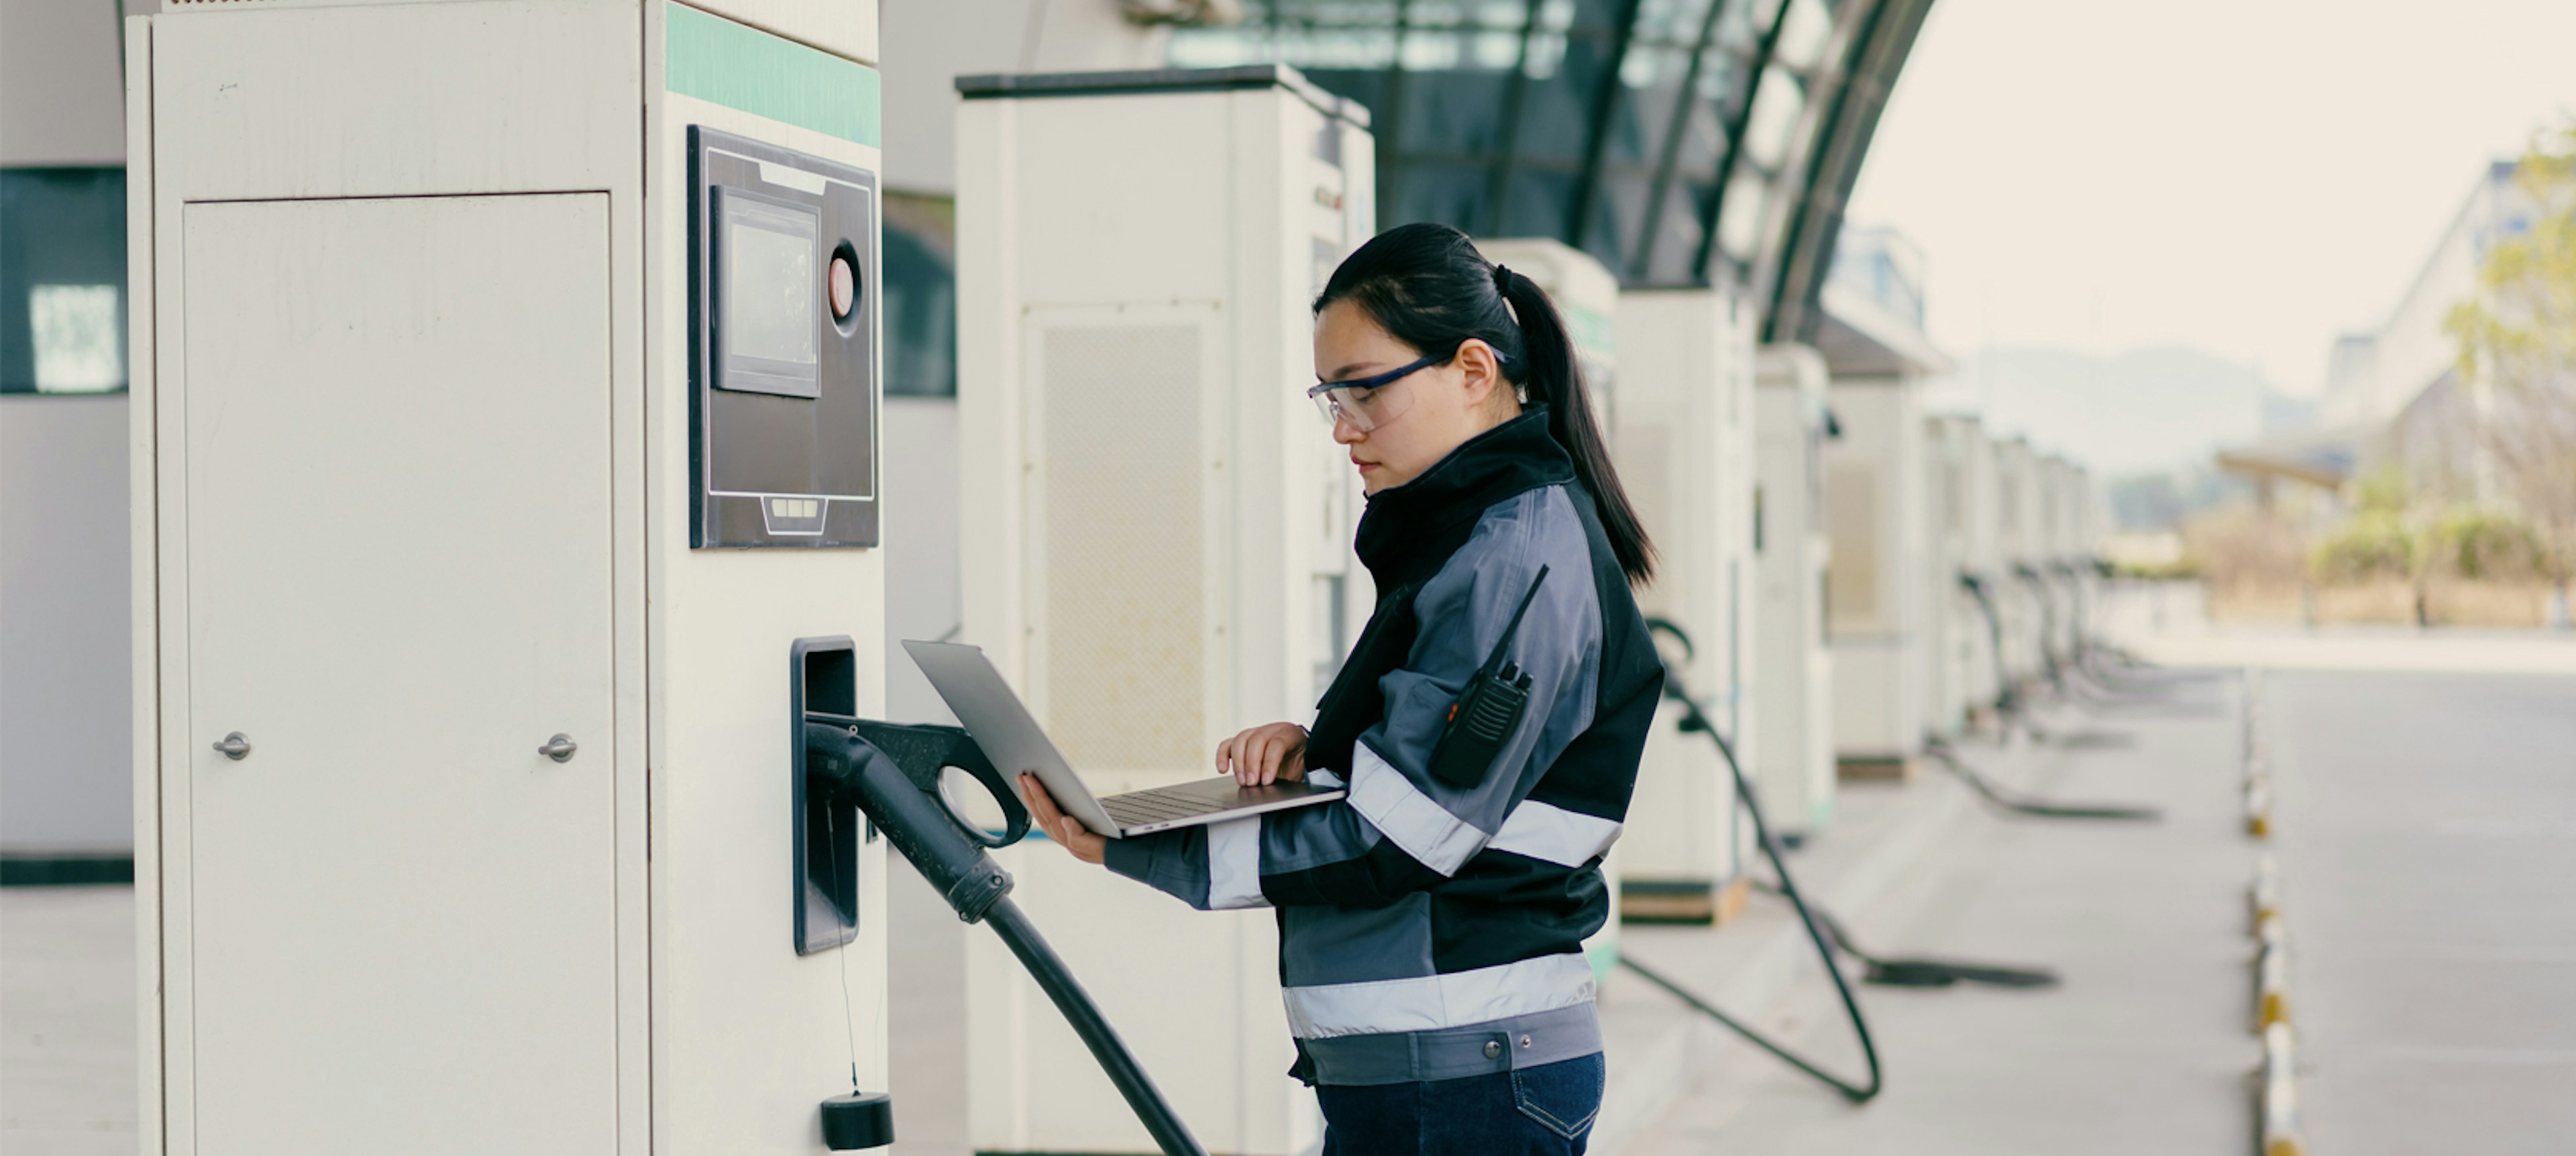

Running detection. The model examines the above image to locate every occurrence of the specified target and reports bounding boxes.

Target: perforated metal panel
[1827,460,1880,631]
[1027,321,1208,775]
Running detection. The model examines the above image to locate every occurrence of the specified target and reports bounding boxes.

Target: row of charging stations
[1920,421,2102,736]
[125,5,2113,1142]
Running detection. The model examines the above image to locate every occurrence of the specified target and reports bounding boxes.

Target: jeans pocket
[1510,1053,1605,1141]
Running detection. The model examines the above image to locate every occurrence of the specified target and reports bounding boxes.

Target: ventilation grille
[1032,323,1205,775]
[1827,460,1880,631]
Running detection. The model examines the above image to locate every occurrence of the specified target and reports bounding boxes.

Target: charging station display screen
[715,191,822,398]
[725,201,818,368]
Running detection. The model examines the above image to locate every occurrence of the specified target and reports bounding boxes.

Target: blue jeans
[1317,1053,1605,1155]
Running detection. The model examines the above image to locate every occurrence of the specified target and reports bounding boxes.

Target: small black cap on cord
[820,1091,895,1150]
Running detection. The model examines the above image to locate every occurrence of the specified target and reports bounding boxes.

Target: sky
[1844,0,2576,397]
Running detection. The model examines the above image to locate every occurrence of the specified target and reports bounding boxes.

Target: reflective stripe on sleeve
[1348,742,1489,876]
[1282,953,1599,1040]
[1487,799,1622,867]
[1205,815,1268,910]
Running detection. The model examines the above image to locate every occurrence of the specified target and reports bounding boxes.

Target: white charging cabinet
[1752,346,1837,836]
[1955,425,2007,724]
[1992,436,2047,694]
[954,65,1373,1156]
[1466,238,1634,966]
[127,3,894,1153]
[1822,377,1928,776]
[1919,414,1981,738]
[1609,289,1756,922]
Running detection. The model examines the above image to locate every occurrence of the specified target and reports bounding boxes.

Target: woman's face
[1312,299,1519,494]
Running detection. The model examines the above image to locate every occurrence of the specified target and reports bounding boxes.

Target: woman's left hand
[1018,774,1107,865]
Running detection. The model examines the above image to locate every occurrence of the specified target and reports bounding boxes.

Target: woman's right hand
[1217,722,1309,786]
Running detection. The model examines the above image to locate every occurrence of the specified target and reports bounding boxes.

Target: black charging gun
[801,699,1208,1155]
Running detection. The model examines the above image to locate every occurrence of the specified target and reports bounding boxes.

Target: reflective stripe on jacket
[1104,409,1664,1086]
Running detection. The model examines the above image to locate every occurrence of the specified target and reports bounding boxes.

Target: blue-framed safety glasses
[1306,354,1438,431]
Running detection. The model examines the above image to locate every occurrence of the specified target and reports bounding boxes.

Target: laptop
[904,640,1345,838]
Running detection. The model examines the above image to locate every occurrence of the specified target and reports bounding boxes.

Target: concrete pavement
[1615,668,2259,1155]
[2265,670,2576,1154]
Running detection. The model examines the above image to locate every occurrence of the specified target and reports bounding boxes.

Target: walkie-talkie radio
[1429,566,1552,788]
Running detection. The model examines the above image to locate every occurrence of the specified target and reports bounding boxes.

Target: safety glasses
[1306,354,1440,432]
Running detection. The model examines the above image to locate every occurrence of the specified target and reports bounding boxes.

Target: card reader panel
[689,127,881,547]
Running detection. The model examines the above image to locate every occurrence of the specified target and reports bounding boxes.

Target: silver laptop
[904,640,1344,838]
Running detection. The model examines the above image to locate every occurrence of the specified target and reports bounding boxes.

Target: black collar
[1353,407,1575,585]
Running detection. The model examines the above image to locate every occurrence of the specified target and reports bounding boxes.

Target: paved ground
[11,623,2575,1155]
[2265,670,2576,1153]
[1,885,135,1156]
[1621,666,2261,1155]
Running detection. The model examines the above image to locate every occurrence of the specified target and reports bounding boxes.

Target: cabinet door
[182,194,617,1155]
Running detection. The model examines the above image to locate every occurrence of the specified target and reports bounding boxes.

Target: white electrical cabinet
[1956,427,2006,723]
[1919,414,1980,739]
[1472,239,1621,432]
[1993,437,2046,692]
[953,66,1373,1156]
[2044,457,2093,654]
[1822,377,1927,775]
[130,2,894,1153]
[2065,462,2099,648]
[1752,346,1836,836]
[1468,238,1631,961]
[2037,455,2076,664]
[1609,288,1755,923]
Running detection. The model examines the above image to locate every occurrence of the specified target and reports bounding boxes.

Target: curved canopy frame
[1169,0,1938,339]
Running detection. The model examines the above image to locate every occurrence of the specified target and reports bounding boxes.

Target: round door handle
[212,732,252,761]
[539,734,579,762]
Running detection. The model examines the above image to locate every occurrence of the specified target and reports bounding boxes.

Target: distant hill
[1923,345,2302,476]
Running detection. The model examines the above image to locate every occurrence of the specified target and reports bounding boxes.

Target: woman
[1018,222,1662,1154]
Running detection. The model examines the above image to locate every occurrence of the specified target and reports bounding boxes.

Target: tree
[2445,119,2576,628]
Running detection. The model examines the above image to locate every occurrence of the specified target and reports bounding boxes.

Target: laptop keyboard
[1101,782,1238,829]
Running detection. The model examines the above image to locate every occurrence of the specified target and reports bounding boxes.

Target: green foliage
[2310,503,2540,584]
[2434,507,2538,579]
[2444,117,2576,587]
[2352,468,2412,517]
[2310,512,2416,584]
[2111,556,2204,582]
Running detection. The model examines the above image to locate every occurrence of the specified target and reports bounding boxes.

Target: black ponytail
[1316,222,1657,584]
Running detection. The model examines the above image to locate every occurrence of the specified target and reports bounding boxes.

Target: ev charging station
[1955,427,2007,727]
[1993,437,2047,694]
[1466,238,1629,961]
[128,1,902,1151]
[1752,346,1837,837]
[2036,455,2078,666]
[2047,458,2097,656]
[1472,239,1621,441]
[1919,414,1982,740]
[953,65,1373,1155]
[1610,289,1756,923]
[1821,374,1929,779]
[2062,462,2100,649]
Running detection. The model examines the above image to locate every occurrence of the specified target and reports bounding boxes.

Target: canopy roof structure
[2214,427,2365,492]
[1171,0,1937,344]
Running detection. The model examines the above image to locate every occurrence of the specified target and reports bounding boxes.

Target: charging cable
[1615,647,1883,1103]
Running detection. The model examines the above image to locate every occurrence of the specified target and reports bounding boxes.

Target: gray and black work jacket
[1105,408,1664,1086]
